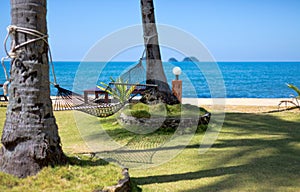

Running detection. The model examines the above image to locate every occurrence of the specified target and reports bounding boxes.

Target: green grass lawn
[0,108,122,192]
[0,107,300,191]
[130,111,300,191]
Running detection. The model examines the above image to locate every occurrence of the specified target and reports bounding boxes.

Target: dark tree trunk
[0,0,67,178]
[140,0,179,104]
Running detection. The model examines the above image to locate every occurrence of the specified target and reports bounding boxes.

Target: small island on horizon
[168,56,199,63]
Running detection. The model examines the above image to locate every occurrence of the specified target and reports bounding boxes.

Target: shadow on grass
[131,112,300,191]
[95,112,207,141]
[267,106,300,113]
[67,155,109,167]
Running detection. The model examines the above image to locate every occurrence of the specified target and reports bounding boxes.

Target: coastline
[182,98,291,106]
[182,98,299,113]
[1,98,297,113]
[3,97,294,107]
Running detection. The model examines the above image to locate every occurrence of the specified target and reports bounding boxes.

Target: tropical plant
[287,83,300,99]
[0,0,66,178]
[287,83,300,106]
[97,77,136,103]
[278,83,300,109]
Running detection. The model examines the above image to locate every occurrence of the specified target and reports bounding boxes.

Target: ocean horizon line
[1,61,300,98]
[44,60,300,63]
[3,60,300,63]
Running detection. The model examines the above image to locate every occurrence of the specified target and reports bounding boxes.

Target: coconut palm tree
[140,0,179,104]
[0,0,66,178]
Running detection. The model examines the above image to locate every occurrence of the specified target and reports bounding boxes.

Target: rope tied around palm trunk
[141,33,158,59]
[1,25,57,85]
[119,33,157,84]
[1,26,160,116]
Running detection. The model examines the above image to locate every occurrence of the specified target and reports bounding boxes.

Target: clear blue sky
[1,0,300,61]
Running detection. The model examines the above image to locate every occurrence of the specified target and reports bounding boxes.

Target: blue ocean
[1,61,300,98]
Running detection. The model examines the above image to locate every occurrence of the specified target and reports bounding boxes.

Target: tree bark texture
[0,0,66,178]
[141,0,166,84]
[140,0,179,104]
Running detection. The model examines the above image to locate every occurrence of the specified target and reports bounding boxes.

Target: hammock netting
[52,60,147,117]
[120,59,145,84]
[1,25,150,118]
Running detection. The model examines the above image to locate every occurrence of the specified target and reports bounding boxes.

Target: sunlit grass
[0,106,300,191]
[0,155,122,192]
[0,107,122,192]
[129,111,300,191]
[54,110,90,153]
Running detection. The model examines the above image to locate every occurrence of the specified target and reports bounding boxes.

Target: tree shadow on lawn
[66,155,109,167]
[131,112,300,191]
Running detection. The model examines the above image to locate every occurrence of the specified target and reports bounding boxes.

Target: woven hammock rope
[53,82,158,118]
[53,92,126,117]
[51,60,150,117]
[2,25,158,118]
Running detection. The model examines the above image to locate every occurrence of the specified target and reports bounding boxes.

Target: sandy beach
[1,97,298,113]
[182,98,299,113]
[182,98,290,106]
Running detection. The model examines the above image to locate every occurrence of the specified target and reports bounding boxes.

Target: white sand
[182,98,293,106]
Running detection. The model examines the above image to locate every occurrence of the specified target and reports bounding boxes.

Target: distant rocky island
[168,56,199,63]
[182,56,199,62]
[168,57,178,62]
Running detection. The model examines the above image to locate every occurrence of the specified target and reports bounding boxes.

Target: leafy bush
[167,104,208,117]
[166,104,181,115]
[130,110,151,118]
[150,103,167,112]
[125,103,208,119]
[149,103,167,117]
[130,102,149,111]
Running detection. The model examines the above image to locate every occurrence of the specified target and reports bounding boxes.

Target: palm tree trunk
[140,0,179,104]
[0,0,66,178]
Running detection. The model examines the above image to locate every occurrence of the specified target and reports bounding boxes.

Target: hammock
[120,58,145,84]
[53,87,130,118]
[52,82,157,118]
[51,59,148,117]
[2,25,149,118]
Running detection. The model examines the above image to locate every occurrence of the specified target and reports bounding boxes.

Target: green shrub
[149,103,167,117]
[166,104,181,115]
[150,103,167,111]
[126,103,209,118]
[130,110,151,118]
[130,102,149,111]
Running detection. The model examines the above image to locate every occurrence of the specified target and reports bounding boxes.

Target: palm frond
[110,76,115,82]
[97,82,119,100]
[98,77,136,103]
[286,83,300,97]
[97,83,108,90]
[126,85,136,99]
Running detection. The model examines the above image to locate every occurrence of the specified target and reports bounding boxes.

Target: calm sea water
[1,61,300,98]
